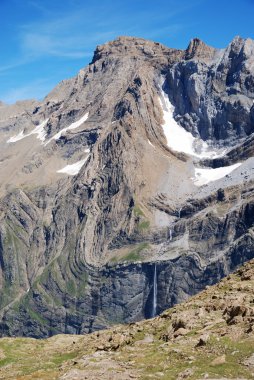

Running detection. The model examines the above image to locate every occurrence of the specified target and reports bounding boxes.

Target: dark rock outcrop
[167,36,254,144]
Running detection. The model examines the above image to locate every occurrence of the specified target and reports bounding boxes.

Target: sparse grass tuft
[110,242,150,263]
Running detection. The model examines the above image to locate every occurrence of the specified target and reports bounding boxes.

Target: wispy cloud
[0,0,206,102]
[20,32,91,59]
[16,0,199,61]
[19,17,92,59]
[17,3,122,61]
[1,78,55,104]
[130,24,185,41]
[0,58,31,74]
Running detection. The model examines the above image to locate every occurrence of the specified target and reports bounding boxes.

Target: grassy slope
[1,260,254,379]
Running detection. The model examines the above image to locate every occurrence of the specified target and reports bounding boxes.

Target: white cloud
[17,6,119,60]
[0,0,206,102]
[16,1,201,60]
[1,79,54,103]
[21,32,91,59]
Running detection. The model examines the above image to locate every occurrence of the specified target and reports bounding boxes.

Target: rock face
[0,36,254,338]
[168,36,254,143]
[1,258,254,379]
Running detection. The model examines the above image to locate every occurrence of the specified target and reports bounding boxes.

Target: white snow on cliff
[46,112,89,144]
[57,158,88,176]
[8,112,89,145]
[7,119,49,143]
[159,88,225,159]
[7,130,25,143]
[193,163,242,186]
[57,153,90,176]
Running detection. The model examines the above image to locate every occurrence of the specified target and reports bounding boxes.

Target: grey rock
[0,35,254,338]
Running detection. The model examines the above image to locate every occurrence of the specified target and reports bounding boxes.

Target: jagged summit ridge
[185,37,217,60]
[91,35,182,63]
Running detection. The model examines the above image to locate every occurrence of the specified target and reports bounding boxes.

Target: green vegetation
[0,336,81,378]
[133,204,145,217]
[123,242,150,261]
[21,293,49,326]
[137,220,150,231]
[77,272,88,297]
[1,260,254,379]
[27,306,48,326]
[110,242,150,263]
[112,332,254,380]
[51,351,78,366]
[133,203,150,232]
[66,279,76,295]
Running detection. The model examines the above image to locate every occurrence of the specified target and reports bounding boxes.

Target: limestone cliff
[0,36,254,337]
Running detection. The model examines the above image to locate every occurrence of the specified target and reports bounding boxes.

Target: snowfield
[7,119,49,143]
[57,153,90,176]
[193,163,242,186]
[46,112,89,144]
[159,88,226,159]
[57,158,88,176]
[148,139,155,148]
[7,112,89,146]
[7,130,25,143]
[158,86,244,188]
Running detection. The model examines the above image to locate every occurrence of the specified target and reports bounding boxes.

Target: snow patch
[159,88,226,159]
[148,139,155,148]
[32,119,48,141]
[57,155,89,176]
[7,130,25,143]
[46,112,89,144]
[7,119,49,143]
[193,163,242,186]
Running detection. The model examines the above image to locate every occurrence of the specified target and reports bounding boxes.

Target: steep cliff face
[1,257,254,379]
[167,36,254,143]
[0,36,254,337]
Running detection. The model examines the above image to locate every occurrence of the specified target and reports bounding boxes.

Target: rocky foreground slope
[0,36,254,337]
[1,259,254,379]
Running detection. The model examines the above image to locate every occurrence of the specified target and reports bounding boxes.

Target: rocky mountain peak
[1,35,254,339]
[91,35,183,65]
[185,37,217,60]
[226,35,254,63]
[229,35,245,51]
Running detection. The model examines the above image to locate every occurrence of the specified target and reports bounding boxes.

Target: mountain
[0,36,254,338]
[1,258,254,379]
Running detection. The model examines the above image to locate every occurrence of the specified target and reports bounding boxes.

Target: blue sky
[1,0,254,104]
